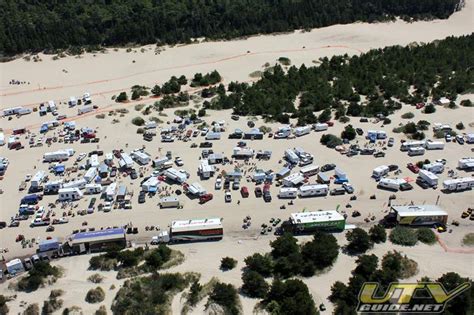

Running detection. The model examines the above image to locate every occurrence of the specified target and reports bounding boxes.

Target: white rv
[43,150,70,162]
[142,177,159,192]
[30,171,46,189]
[44,180,63,193]
[78,105,93,115]
[285,149,299,164]
[187,183,207,196]
[425,141,445,150]
[422,162,444,174]
[198,160,215,179]
[58,188,83,201]
[205,132,221,140]
[377,178,405,191]
[298,184,328,197]
[62,178,87,190]
[119,153,134,169]
[443,177,474,192]
[159,196,180,209]
[294,126,311,137]
[85,183,102,194]
[89,154,100,168]
[372,165,389,178]
[131,150,151,165]
[232,147,254,158]
[408,147,425,156]
[83,167,97,183]
[458,158,474,170]
[400,141,426,151]
[68,96,77,107]
[300,165,319,177]
[313,123,328,131]
[418,170,438,187]
[466,134,474,144]
[278,187,298,199]
[274,126,292,139]
[145,121,157,129]
[165,168,187,184]
[283,173,305,187]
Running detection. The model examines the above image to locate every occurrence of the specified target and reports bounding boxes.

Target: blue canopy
[54,164,65,173]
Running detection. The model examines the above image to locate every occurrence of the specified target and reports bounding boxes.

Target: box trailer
[443,177,474,192]
[372,165,389,179]
[313,123,329,132]
[418,170,438,187]
[385,205,448,227]
[422,162,444,174]
[298,184,328,197]
[276,167,291,179]
[21,194,41,205]
[466,134,474,144]
[294,126,311,137]
[278,187,298,199]
[68,96,77,107]
[317,172,330,184]
[58,187,83,201]
[425,141,445,150]
[280,210,345,234]
[159,196,180,209]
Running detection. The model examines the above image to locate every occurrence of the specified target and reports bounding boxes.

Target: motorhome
[187,182,207,196]
[384,205,448,227]
[408,147,425,156]
[232,147,254,159]
[274,126,292,139]
[165,168,187,184]
[372,165,389,179]
[82,93,92,104]
[78,105,93,115]
[458,158,474,170]
[159,196,180,209]
[2,107,24,117]
[400,141,426,151]
[425,141,445,150]
[279,210,346,234]
[313,123,328,131]
[283,173,305,187]
[278,187,298,199]
[131,150,151,165]
[58,188,83,201]
[43,150,70,162]
[422,162,444,174]
[85,183,102,195]
[300,165,319,177]
[243,128,264,140]
[116,185,128,201]
[443,177,474,192]
[298,184,328,197]
[294,126,311,137]
[284,149,299,164]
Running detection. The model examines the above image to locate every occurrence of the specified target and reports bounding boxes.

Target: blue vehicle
[21,194,41,205]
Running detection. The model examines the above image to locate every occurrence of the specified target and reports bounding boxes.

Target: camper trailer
[300,165,319,177]
[165,168,187,184]
[298,184,328,197]
[119,153,134,169]
[274,126,292,139]
[6,258,25,275]
[131,150,151,165]
[377,178,405,191]
[82,93,92,104]
[142,177,159,192]
[30,171,46,189]
[44,180,63,194]
[418,170,438,187]
[384,205,448,227]
[313,123,329,132]
[280,210,346,234]
[401,141,426,151]
[78,105,93,115]
[283,173,305,187]
[466,134,474,144]
[85,183,102,195]
[153,157,170,168]
[104,182,117,201]
[187,183,207,196]
[58,188,83,201]
[232,147,254,159]
[425,141,445,150]
[43,150,70,162]
[205,132,221,140]
[458,158,474,170]
[294,126,311,137]
[422,162,444,174]
[159,196,180,209]
[408,147,425,156]
[372,165,389,179]
[62,178,87,190]
[278,187,298,199]
[145,121,157,129]
[198,160,215,179]
[284,149,299,164]
[443,177,474,192]
[84,167,97,183]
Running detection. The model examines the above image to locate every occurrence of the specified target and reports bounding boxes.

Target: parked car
[241,186,249,198]
[130,169,138,180]
[138,192,146,204]
[231,115,240,121]
[263,192,272,202]
[342,183,354,194]
[407,163,420,174]
[225,190,232,203]
[388,164,399,172]
[400,183,413,191]
[456,135,464,144]
[199,141,213,148]
[199,193,213,204]
[255,187,263,198]
[388,138,395,147]
[321,163,336,172]
[175,157,184,166]
[215,178,222,190]
[445,134,452,142]
[330,188,346,196]
[356,128,363,136]
[374,151,385,158]
[232,180,240,190]
[416,178,429,189]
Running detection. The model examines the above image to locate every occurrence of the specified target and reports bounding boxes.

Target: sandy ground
[0,1,474,314]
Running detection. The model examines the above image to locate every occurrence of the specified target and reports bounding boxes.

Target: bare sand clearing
[0,2,473,314]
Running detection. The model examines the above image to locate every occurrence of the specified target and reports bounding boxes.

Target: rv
[44,180,63,194]
[243,128,264,140]
[30,171,46,189]
[0,132,4,146]
[377,178,405,191]
[372,165,389,179]
[142,177,159,192]
[466,134,474,144]
[119,153,134,169]
[443,177,474,192]
[425,141,445,150]
[432,123,452,132]
[116,185,128,201]
[68,97,77,107]
[294,126,311,137]
[208,153,224,164]
[84,167,97,183]
[278,187,298,199]
[205,132,221,140]
[300,165,319,177]
[78,105,93,115]
[152,217,223,244]
[313,123,329,132]
[458,158,474,170]
[43,150,70,162]
[232,147,254,159]
[422,162,444,174]
[89,154,99,168]
[187,182,207,196]
[2,107,24,117]
[85,183,102,194]
[131,150,151,165]
[145,121,157,129]
[418,170,438,187]
[5,258,25,275]
[276,167,291,180]
[317,172,330,184]
[283,173,305,187]
[152,157,170,168]
[198,160,215,179]
[274,126,292,139]
[165,168,187,184]
[279,210,346,234]
[400,141,426,151]
[298,184,328,197]
[104,182,117,201]
[159,196,180,209]
[384,205,448,227]
[62,178,87,190]
[58,188,83,201]
[408,147,425,156]
[284,149,300,164]
[82,92,92,104]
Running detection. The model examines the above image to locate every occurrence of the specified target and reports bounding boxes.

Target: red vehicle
[416,102,425,109]
[254,187,262,198]
[199,193,213,204]
[327,121,334,127]
[186,130,193,137]
[8,141,22,150]
[240,186,249,198]
[13,128,26,135]
[407,163,420,174]
[263,183,271,193]
[83,132,96,139]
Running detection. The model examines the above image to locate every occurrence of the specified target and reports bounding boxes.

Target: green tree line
[0,0,460,55]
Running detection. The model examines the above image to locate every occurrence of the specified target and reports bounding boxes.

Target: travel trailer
[274,126,292,139]
[422,162,444,174]
[372,165,389,179]
[282,173,305,187]
[165,168,187,184]
[58,188,83,201]
[418,170,438,187]
[408,147,425,156]
[43,150,71,162]
[78,105,93,115]
[400,141,426,151]
[85,183,102,195]
[377,178,405,191]
[119,153,134,169]
[298,184,328,197]
[142,177,159,192]
[131,150,151,165]
[443,177,474,192]
[294,126,311,137]
[300,165,319,177]
[313,123,328,131]
[284,149,299,164]
[159,196,180,209]
[458,158,474,170]
[425,141,445,150]
[278,187,298,199]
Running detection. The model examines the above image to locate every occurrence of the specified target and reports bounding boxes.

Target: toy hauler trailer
[418,170,438,187]
[458,158,474,170]
[278,187,298,199]
[280,210,345,234]
[384,205,448,227]
[443,177,474,192]
[152,217,223,243]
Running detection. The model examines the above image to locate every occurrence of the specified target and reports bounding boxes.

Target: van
[330,188,346,196]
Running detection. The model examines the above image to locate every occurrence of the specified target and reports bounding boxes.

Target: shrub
[220,257,237,271]
[278,57,291,66]
[320,134,343,148]
[339,116,350,123]
[131,116,145,126]
[42,298,63,314]
[456,122,465,130]
[424,104,436,114]
[95,305,108,315]
[145,245,172,269]
[341,124,356,141]
[383,118,392,124]
[49,289,64,299]
[88,274,104,284]
[389,226,418,246]
[460,99,473,107]
[301,231,339,272]
[241,270,269,298]
[23,303,39,315]
[134,104,145,111]
[95,113,105,119]
[207,282,239,315]
[263,279,317,315]
[136,128,144,134]
[416,228,436,245]
[244,253,273,277]
[0,295,9,315]
[17,262,61,292]
[401,112,414,119]
[198,108,206,117]
[116,92,128,102]
[369,225,387,243]
[462,233,474,246]
[85,287,105,304]
[187,281,202,307]
[345,228,372,254]
[382,251,418,279]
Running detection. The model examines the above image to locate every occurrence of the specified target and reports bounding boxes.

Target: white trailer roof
[188,182,206,195]
[391,205,447,217]
[418,169,438,180]
[290,210,344,224]
[284,173,305,184]
[300,164,319,174]
[443,177,474,186]
[299,184,328,191]
[171,218,222,233]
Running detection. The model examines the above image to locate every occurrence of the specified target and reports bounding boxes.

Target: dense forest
[207,34,473,125]
[0,0,461,55]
